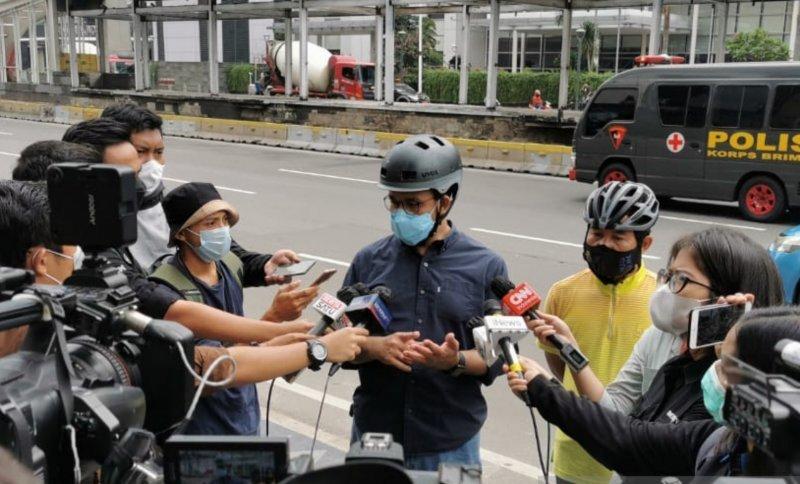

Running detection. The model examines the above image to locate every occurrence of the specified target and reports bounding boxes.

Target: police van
[571,62,800,222]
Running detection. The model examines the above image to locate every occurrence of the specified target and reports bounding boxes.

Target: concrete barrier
[309,127,337,152]
[451,138,490,167]
[286,125,314,150]
[261,122,289,146]
[333,129,366,155]
[361,131,383,157]
[0,100,574,177]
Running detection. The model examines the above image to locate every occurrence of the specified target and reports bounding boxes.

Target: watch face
[311,342,327,361]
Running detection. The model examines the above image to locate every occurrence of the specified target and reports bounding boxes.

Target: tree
[552,17,598,72]
[726,28,789,62]
[395,15,441,77]
[579,21,598,72]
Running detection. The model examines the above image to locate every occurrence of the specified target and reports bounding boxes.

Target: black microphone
[329,285,393,376]
[491,277,588,373]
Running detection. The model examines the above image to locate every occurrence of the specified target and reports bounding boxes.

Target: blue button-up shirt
[343,225,508,454]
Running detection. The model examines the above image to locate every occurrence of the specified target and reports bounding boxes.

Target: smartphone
[689,302,752,349]
[310,269,337,287]
[273,260,316,277]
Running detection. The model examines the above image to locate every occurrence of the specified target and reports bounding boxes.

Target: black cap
[162,182,239,246]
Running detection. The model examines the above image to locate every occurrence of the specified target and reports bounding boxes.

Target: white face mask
[138,159,164,195]
[649,284,706,336]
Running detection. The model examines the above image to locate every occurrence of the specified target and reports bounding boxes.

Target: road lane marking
[270,379,543,478]
[298,253,351,268]
[279,168,377,184]
[0,151,18,157]
[660,215,765,232]
[264,408,351,452]
[0,132,12,135]
[163,176,256,195]
[471,227,661,260]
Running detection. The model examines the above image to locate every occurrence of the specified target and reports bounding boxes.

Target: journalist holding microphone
[343,135,508,471]
[508,306,800,479]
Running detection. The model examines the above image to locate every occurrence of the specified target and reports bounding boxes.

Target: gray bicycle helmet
[378,134,462,194]
[584,181,659,231]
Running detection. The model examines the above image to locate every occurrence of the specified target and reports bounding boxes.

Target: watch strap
[306,340,325,371]
[447,351,467,377]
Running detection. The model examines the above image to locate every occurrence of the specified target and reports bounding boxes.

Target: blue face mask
[187,226,231,262]
[701,360,727,424]
[390,208,437,246]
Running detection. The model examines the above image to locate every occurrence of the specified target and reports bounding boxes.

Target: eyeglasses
[382,195,436,214]
[657,268,714,294]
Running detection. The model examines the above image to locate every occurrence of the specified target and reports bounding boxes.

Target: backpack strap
[221,251,244,288]
[149,259,204,303]
[149,253,245,303]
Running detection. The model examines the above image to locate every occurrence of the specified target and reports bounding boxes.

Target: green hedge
[226,64,255,94]
[403,69,614,106]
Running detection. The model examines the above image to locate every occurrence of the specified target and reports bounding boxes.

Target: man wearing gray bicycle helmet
[534,181,661,484]
[342,134,508,471]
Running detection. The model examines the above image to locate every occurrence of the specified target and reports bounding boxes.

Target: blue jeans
[350,424,481,472]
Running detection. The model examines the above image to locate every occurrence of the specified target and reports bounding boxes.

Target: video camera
[724,338,800,476]
[0,163,195,482]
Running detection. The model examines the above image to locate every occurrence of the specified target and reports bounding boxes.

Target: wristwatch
[306,339,328,371]
[446,351,467,377]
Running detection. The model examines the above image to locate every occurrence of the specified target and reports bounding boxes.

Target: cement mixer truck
[265,41,376,100]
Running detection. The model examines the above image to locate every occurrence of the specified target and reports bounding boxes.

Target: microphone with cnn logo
[491,277,589,372]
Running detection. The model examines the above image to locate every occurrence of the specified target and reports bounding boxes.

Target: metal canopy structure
[2,0,798,109]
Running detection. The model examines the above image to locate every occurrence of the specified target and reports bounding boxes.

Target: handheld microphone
[478,299,531,406]
[329,285,393,376]
[284,292,350,383]
[491,277,589,373]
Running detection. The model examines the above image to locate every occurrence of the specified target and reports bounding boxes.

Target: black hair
[62,118,133,156]
[12,140,103,182]
[0,181,55,269]
[735,306,800,373]
[669,227,784,308]
[101,104,163,134]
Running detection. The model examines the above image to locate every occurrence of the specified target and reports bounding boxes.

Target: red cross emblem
[666,132,685,153]
[608,125,628,150]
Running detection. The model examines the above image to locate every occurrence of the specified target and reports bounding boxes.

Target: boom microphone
[491,277,588,372]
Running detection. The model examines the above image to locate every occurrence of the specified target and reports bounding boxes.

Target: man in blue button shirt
[343,134,509,471]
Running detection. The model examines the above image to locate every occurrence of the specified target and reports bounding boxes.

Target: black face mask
[582,241,642,285]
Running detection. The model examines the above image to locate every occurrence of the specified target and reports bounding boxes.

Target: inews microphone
[479,299,531,406]
[329,285,393,376]
[491,277,588,372]
[284,292,351,383]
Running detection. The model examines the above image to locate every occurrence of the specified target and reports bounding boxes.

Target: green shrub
[226,64,255,94]
[404,69,614,106]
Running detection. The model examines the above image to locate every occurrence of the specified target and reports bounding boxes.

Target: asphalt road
[0,117,794,483]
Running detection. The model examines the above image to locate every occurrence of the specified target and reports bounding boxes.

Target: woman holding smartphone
[508,308,800,478]
[531,227,783,425]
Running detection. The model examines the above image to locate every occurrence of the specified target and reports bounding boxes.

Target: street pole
[614,8,621,73]
[575,28,585,109]
[417,14,422,95]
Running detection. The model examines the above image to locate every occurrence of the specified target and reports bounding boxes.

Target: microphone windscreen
[482,299,502,316]
[336,286,362,304]
[490,277,515,299]
[370,285,393,303]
